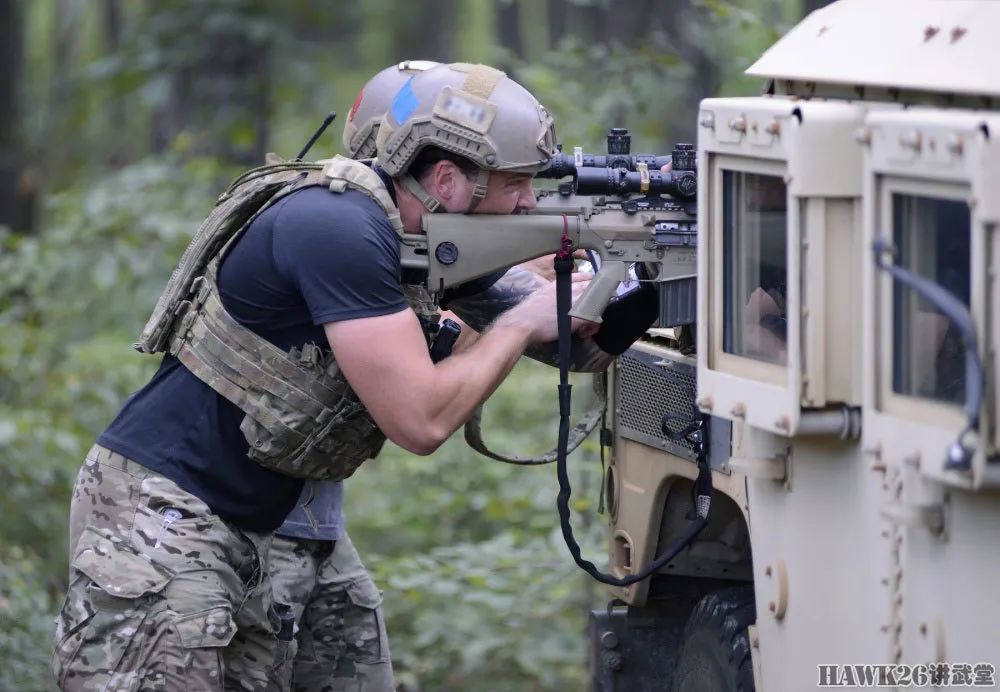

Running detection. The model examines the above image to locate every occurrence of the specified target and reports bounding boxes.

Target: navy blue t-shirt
[99,183,408,531]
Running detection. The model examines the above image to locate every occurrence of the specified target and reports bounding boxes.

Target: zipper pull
[154,508,184,549]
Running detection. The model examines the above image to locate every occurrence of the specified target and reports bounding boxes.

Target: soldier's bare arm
[445,265,614,373]
[325,273,594,456]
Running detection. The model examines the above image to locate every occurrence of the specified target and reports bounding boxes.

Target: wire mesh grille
[616,350,698,461]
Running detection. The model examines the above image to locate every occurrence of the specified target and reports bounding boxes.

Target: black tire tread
[671,585,756,692]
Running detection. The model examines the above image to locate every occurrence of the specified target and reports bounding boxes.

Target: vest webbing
[144,157,434,480]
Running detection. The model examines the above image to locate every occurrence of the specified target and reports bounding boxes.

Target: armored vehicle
[588,1,1000,689]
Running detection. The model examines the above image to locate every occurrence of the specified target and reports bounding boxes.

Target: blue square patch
[390,78,419,125]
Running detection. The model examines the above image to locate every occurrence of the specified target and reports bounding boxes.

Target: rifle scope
[574,167,697,198]
[536,152,673,179]
[538,127,697,198]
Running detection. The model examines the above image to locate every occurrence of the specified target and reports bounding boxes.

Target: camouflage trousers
[267,533,394,692]
[52,445,290,691]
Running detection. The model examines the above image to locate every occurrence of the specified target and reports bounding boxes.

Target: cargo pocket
[168,605,236,686]
[53,528,174,691]
[343,578,390,665]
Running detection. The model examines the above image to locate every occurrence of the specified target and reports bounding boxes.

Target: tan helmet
[375,62,557,212]
[342,60,440,159]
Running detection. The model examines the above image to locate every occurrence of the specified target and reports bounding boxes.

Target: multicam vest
[135,156,439,480]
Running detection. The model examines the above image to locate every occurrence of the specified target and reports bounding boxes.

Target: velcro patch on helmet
[434,86,496,135]
[390,77,419,125]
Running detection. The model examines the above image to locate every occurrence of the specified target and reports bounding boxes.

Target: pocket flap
[174,606,237,649]
[345,577,383,609]
[71,527,173,599]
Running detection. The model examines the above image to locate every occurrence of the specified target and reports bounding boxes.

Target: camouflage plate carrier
[136,155,438,480]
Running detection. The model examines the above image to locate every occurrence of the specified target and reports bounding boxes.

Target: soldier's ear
[428,160,462,203]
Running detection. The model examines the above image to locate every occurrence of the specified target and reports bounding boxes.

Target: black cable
[553,255,711,587]
[873,236,984,469]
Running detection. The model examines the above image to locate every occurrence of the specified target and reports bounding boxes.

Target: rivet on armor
[899,131,922,151]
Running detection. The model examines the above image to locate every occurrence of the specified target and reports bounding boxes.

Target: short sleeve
[271,187,408,325]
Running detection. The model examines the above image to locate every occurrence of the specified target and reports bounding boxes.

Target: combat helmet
[342,60,440,159]
[375,62,558,212]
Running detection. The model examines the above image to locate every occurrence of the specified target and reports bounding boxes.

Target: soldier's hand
[497,273,598,342]
[519,251,589,282]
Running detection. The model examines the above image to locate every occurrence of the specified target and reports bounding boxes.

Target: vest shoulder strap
[320,156,403,235]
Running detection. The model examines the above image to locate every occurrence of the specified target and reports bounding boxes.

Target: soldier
[51,62,622,691]
[266,61,440,692]
[266,60,600,692]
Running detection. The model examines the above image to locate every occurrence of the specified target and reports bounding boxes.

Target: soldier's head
[375,62,557,223]
[342,60,440,160]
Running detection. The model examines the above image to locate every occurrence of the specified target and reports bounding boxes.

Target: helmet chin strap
[399,173,442,213]
[400,168,491,214]
[465,168,490,213]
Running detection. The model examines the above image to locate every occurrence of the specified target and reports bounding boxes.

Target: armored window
[722,171,788,366]
[890,193,971,406]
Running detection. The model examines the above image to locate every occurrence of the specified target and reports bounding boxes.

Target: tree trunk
[803,0,835,15]
[497,0,522,65]
[455,0,498,64]
[102,0,128,166]
[565,2,602,48]
[150,5,273,166]
[517,0,549,62]
[0,0,36,233]
[394,0,458,63]
[546,0,567,49]
[658,3,722,146]
[603,0,656,46]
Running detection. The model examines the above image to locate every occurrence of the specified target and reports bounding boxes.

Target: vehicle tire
[671,586,756,692]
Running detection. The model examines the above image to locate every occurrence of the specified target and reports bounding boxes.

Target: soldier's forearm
[445,266,613,373]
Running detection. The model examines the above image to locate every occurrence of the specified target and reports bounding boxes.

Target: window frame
[697,98,869,438]
[875,178,971,430]
[711,156,790,388]
[861,106,1000,488]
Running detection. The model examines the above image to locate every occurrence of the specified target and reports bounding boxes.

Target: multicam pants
[267,533,394,692]
[53,445,289,691]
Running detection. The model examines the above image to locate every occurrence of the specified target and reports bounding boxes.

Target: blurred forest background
[0,0,825,689]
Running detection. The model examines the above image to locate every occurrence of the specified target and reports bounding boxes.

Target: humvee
[588,0,1000,689]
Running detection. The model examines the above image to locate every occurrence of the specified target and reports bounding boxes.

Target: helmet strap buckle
[399,173,442,213]
[465,169,490,213]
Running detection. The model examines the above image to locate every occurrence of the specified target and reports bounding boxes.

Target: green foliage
[0,157,608,689]
[3,1,798,688]
[515,36,692,152]
[0,157,224,688]
[348,361,607,691]
[0,545,58,692]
